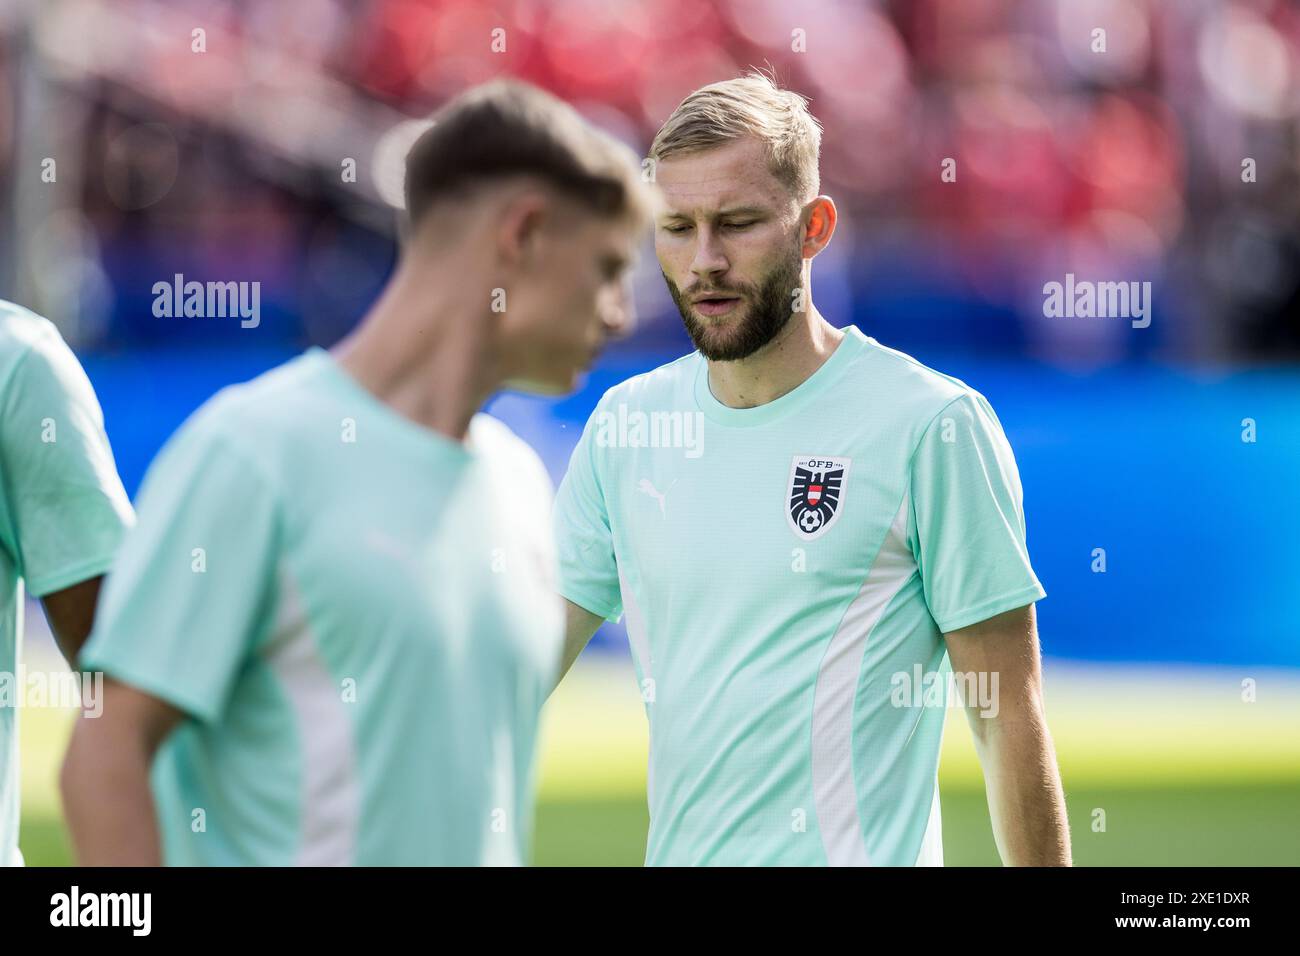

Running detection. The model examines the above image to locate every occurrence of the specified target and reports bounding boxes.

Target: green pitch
[18,655,1300,866]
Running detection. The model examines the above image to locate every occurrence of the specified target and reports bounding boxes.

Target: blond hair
[650,70,823,201]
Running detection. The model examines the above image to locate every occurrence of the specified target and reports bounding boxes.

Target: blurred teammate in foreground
[0,300,134,866]
[62,79,652,865]
[554,72,1070,866]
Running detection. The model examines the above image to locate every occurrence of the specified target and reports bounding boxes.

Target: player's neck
[332,265,499,445]
[706,306,844,409]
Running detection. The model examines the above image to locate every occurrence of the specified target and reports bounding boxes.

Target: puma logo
[637,478,676,517]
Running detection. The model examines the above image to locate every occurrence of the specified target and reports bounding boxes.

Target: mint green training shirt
[81,348,563,865]
[0,301,134,867]
[554,326,1045,866]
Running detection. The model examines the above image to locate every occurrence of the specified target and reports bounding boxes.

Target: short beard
[665,250,804,362]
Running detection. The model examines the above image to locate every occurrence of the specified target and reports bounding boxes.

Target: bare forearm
[552,599,605,693]
[556,630,592,687]
[972,707,1072,866]
[61,722,164,866]
[42,576,105,667]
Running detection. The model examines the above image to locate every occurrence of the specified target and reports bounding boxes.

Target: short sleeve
[79,415,279,723]
[0,334,134,597]
[553,405,622,622]
[909,391,1045,633]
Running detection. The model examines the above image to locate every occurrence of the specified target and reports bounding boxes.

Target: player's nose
[689,228,730,281]
[600,278,636,340]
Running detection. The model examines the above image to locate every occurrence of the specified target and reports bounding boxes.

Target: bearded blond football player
[554,73,1070,866]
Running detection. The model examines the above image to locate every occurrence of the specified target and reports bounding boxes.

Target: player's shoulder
[0,299,82,387]
[591,349,700,414]
[470,412,554,494]
[195,353,307,425]
[851,331,993,424]
[156,350,327,466]
[0,299,57,352]
[0,302,110,443]
[470,411,538,462]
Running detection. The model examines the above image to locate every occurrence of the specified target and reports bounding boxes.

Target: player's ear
[800,195,837,260]
[496,191,549,268]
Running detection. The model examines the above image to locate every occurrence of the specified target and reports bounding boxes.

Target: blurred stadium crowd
[0,0,1296,365]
